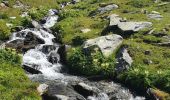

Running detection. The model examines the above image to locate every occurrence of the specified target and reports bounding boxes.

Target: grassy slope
[0,49,40,100]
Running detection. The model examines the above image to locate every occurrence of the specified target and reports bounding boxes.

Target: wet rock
[37,83,49,95]
[31,20,42,29]
[74,82,99,97]
[24,32,45,46]
[23,65,42,74]
[55,95,69,100]
[44,81,86,100]
[118,22,152,32]
[58,45,67,63]
[83,34,123,57]
[115,47,133,73]
[98,4,118,14]
[48,50,60,64]
[87,93,109,100]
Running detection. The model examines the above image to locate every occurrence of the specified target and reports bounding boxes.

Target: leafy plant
[67,47,116,76]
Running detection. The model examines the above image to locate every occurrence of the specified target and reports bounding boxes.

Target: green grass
[0,49,41,100]
[0,0,170,98]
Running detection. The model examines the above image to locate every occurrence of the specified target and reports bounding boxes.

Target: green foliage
[0,49,40,100]
[72,36,86,46]
[0,20,11,40]
[129,0,153,8]
[117,65,170,93]
[67,47,116,76]
[29,6,48,21]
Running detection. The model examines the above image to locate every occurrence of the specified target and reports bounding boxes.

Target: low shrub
[67,47,116,76]
[29,6,48,21]
[117,65,170,93]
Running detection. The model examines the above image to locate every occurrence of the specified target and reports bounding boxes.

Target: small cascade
[7,1,146,100]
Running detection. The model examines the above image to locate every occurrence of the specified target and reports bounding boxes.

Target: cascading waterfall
[7,2,146,100]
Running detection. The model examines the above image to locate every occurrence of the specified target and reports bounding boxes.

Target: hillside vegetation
[0,0,170,99]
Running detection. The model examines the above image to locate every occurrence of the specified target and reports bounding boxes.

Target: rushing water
[7,2,146,100]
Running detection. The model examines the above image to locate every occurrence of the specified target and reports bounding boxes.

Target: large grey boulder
[74,82,100,97]
[118,22,152,32]
[115,47,133,73]
[109,14,152,32]
[98,4,118,14]
[83,34,123,57]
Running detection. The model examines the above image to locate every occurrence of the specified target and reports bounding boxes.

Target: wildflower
[93,59,98,63]
[157,70,162,74]
[134,68,139,72]
[144,70,149,75]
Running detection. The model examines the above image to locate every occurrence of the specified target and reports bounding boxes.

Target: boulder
[74,82,99,97]
[55,95,69,100]
[109,14,152,32]
[24,32,45,46]
[115,47,133,73]
[118,22,152,32]
[37,83,49,95]
[31,20,42,29]
[109,14,122,26]
[147,11,163,20]
[23,65,42,74]
[83,34,123,57]
[98,4,118,14]
[43,81,86,100]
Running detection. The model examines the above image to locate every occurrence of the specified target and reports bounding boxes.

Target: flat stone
[98,4,118,14]
[118,22,152,32]
[83,34,123,57]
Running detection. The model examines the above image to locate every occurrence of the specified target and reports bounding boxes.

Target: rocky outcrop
[147,11,163,20]
[98,4,118,14]
[115,47,133,73]
[83,34,123,57]
[109,14,152,32]
[74,82,99,97]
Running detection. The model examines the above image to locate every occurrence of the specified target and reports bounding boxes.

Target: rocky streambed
[4,1,148,100]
